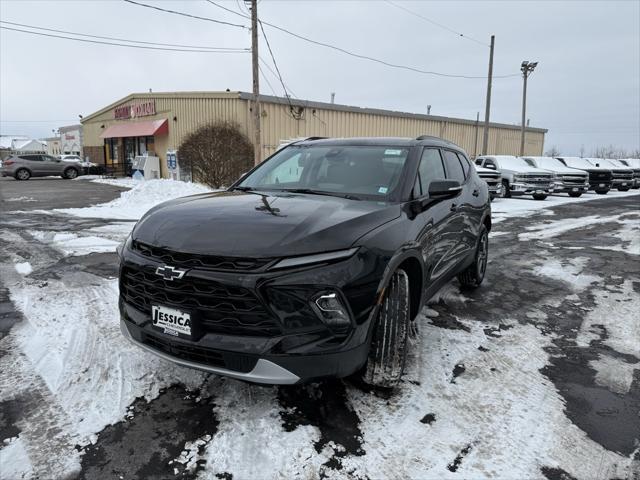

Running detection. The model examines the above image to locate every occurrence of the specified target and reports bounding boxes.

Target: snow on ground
[14,262,33,275]
[491,189,640,224]
[575,280,640,357]
[532,257,599,290]
[5,196,37,202]
[55,179,212,220]
[590,354,639,395]
[0,437,34,480]
[517,211,639,241]
[29,231,120,256]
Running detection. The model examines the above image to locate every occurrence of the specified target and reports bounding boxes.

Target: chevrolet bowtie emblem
[155,265,186,281]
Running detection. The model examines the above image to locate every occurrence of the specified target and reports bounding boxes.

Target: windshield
[237,145,410,199]
[496,157,532,168]
[531,157,564,169]
[561,158,593,168]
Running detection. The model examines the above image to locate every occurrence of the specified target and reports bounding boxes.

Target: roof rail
[416,135,446,142]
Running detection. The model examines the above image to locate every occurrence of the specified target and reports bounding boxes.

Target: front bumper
[612,179,632,188]
[509,182,554,195]
[118,245,382,383]
[553,183,589,194]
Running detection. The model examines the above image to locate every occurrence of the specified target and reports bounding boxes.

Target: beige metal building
[81,91,547,178]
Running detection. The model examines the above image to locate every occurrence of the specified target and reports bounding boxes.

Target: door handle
[472,189,479,197]
[450,203,458,212]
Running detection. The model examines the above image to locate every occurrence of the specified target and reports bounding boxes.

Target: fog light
[311,292,351,330]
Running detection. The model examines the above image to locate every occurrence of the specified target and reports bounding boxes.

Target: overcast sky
[1,0,638,155]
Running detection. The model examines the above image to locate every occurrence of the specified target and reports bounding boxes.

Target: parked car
[0,154,82,180]
[473,163,502,200]
[118,136,492,387]
[475,155,553,200]
[59,154,83,162]
[555,157,613,194]
[522,156,589,197]
[612,159,640,189]
[585,158,633,191]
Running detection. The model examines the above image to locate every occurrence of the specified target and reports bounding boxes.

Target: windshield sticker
[384,149,402,156]
[378,186,388,194]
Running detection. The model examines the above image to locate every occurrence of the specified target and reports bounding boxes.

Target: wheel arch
[374,248,424,323]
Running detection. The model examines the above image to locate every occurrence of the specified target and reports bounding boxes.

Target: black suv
[118,136,491,387]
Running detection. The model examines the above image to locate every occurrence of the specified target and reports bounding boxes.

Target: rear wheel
[63,167,78,179]
[532,193,547,200]
[501,180,511,198]
[363,269,410,388]
[15,168,30,181]
[458,226,488,289]
[568,191,582,198]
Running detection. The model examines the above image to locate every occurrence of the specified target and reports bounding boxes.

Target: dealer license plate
[622,182,627,186]
[152,305,192,337]
[572,187,578,192]
[536,190,543,194]
[599,183,605,187]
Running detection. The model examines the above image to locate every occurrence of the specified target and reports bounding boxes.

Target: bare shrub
[178,122,253,188]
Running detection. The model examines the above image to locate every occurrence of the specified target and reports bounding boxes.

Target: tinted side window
[416,148,446,196]
[456,152,471,176]
[19,155,42,161]
[442,150,466,183]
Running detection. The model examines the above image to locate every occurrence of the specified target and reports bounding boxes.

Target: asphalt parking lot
[0,178,638,479]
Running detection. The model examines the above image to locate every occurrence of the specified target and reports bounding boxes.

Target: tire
[458,226,488,289]
[617,186,630,192]
[595,190,608,195]
[568,191,582,198]
[63,167,78,179]
[532,193,547,200]
[15,168,31,181]
[363,269,410,389]
[501,180,511,198]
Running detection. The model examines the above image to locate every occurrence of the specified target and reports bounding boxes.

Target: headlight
[116,232,132,258]
[310,291,351,332]
[270,247,358,270]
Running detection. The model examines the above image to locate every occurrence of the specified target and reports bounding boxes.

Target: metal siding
[82,93,545,175]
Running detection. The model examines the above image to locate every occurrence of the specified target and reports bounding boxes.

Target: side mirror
[428,180,462,198]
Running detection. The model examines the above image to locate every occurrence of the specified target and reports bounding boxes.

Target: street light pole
[519,60,538,157]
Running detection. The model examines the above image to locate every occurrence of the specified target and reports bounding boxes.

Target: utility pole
[473,111,480,159]
[481,35,494,155]
[251,0,261,165]
[519,60,538,156]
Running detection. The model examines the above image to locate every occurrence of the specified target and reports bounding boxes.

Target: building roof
[59,124,82,133]
[81,91,548,134]
[0,135,29,149]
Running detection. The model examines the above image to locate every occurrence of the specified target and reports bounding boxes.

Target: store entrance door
[124,137,136,176]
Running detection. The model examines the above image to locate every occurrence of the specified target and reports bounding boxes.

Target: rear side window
[442,150,466,183]
[19,155,42,161]
[456,152,471,176]
[415,148,446,196]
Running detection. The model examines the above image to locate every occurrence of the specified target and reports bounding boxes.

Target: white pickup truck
[522,156,589,197]
[475,155,554,200]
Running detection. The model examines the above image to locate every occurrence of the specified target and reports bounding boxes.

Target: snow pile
[29,231,120,256]
[55,179,212,220]
[14,262,33,275]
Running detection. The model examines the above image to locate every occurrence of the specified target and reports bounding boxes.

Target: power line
[123,0,248,29]
[0,25,249,53]
[384,1,488,47]
[0,20,248,51]
[259,56,298,99]
[258,64,277,96]
[206,0,516,79]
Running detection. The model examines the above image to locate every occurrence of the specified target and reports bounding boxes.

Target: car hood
[474,166,500,175]
[502,165,552,174]
[537,166,588,175]
[132,191,401,258]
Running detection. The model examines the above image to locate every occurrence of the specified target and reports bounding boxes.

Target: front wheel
[501,180,511,198]
[363,269,410,389]
[595,190,608,195]
[63,167,78,179]
[532,193,547,200]
[458,227,488,289]
[568,191,582,198]
[618,186,630,192]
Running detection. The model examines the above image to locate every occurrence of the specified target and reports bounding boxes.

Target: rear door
[411,148,458,284]
[440,149,471,270]
[19,155,45,175]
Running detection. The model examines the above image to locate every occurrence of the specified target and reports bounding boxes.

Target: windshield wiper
[231,186,255,192]
[281,188,361,201]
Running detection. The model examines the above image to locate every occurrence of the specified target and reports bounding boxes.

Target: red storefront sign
[114,101,156,120]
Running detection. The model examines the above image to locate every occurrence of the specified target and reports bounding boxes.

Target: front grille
[132,240,275,272]
[141,331,256,372]
[121,266,282,337]
[517,175,552,185]
[588,171,612,182]
[612,172,633,181]
[561,175,588,185]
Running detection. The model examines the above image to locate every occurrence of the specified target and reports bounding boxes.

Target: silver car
[0,154,83,180]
